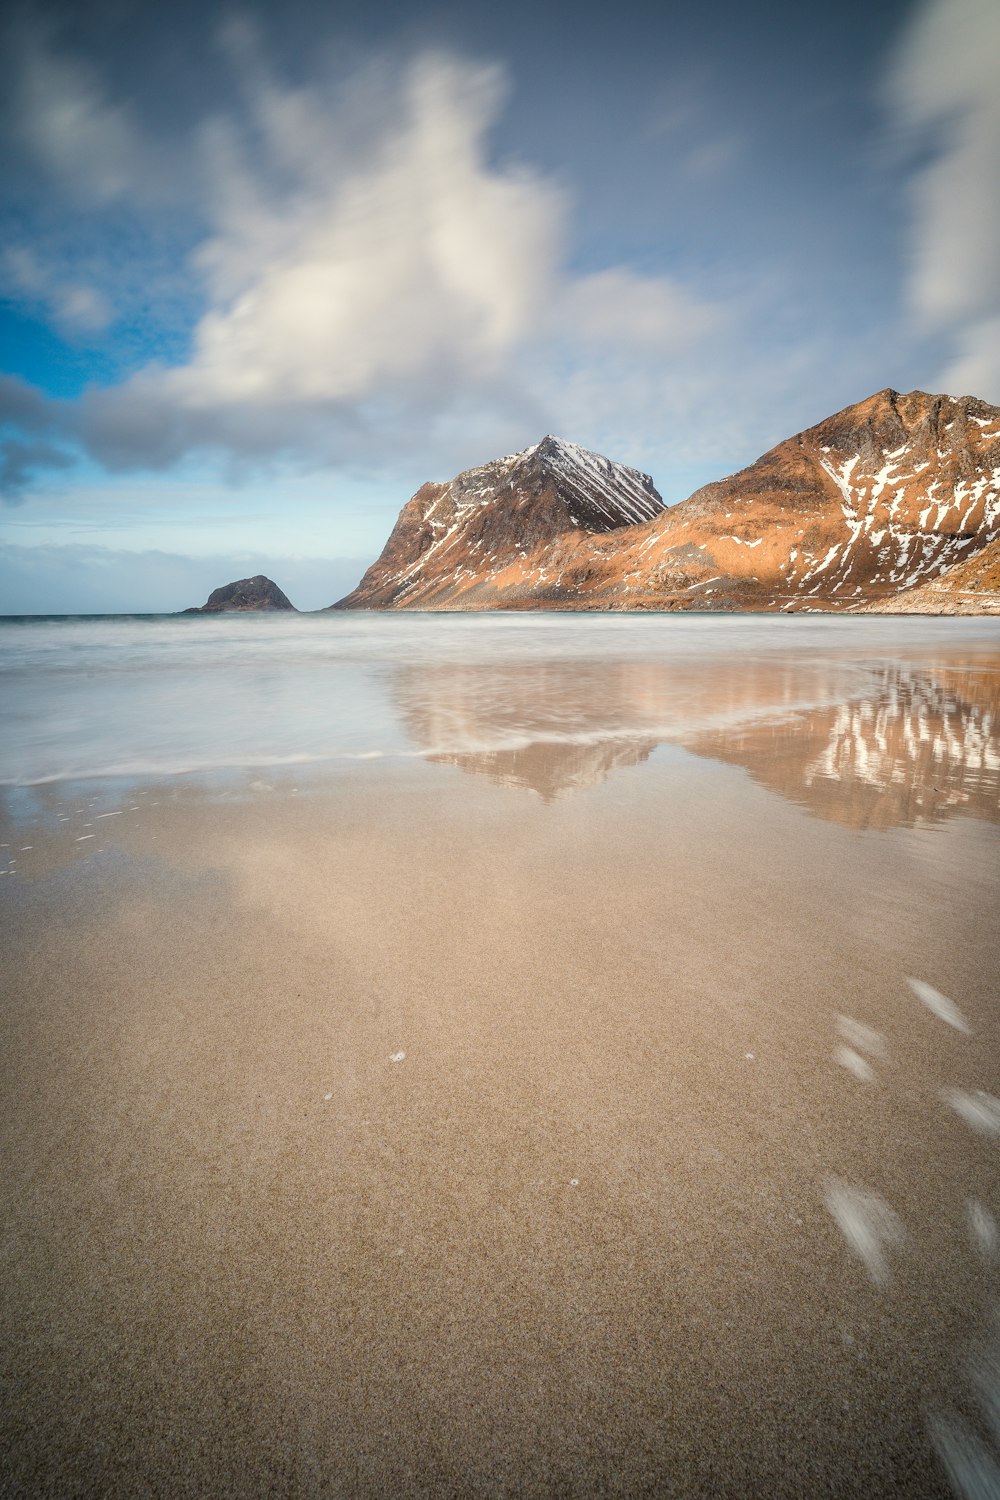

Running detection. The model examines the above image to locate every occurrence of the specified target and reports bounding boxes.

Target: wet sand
[2,750,999,1497]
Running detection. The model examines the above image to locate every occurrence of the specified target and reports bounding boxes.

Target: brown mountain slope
[331,390,1000,612]
[860,534,1000,614]
[643,387,1000,612]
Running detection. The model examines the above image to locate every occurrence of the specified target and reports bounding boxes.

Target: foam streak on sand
[836,1016,887,1058]
[967,1200,998,1258]
[833,1045,877,1083]
[942,1090,1000,1137]
[823,1180,908,1287]
[927,1415,1000,1500]
[908,977,973,1034]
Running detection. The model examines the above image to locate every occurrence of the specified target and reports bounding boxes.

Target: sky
[1,0,998,613]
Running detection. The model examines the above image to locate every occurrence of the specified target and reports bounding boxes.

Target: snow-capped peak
[509,434,664,528]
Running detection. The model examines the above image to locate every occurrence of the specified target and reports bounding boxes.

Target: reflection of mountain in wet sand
[394,658,1000,825]
[690,666,1000,829]
[393,662,666,799]
[393,658,858,801]
[430,736,658,801]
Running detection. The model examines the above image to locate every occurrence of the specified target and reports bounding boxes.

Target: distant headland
[183,576,296,613]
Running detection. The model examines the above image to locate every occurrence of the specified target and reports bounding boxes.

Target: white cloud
[555,268,721,350]
[1,30,738,495]
[55,43,730,483]
[940,316,1000,398]
[173,54,564,409]
[888,0,1000,399]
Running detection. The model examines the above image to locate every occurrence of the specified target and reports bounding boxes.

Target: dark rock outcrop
[184,575,296,613]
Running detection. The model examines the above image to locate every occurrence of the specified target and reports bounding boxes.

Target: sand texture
[2,738,1000,1497]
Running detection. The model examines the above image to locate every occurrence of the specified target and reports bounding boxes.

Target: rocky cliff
[331,390,1000,612]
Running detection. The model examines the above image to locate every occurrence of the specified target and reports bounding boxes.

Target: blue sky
[1,0,998,612]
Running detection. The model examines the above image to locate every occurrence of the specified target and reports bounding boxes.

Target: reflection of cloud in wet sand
[393,659,1000,825]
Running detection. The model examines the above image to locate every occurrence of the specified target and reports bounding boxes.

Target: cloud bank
[6,0,995,531]
[0,541,368,614]
[889,0,1000,400]
[1,29,723,497]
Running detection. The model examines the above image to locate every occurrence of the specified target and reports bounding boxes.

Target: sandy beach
[2,711,999,1496]
[4,0,1000,1486]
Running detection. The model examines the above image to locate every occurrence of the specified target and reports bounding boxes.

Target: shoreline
[3,602,1000,619]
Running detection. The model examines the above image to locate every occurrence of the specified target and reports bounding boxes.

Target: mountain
[331,391,1000,612]
[330,435,664,610]
[183,575,296,613]
[654,386,1000,612]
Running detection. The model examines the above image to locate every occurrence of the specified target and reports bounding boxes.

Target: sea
[2,611,999,813]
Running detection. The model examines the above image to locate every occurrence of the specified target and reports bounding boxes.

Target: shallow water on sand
[1,614,999,1497]
[2,613,999,817]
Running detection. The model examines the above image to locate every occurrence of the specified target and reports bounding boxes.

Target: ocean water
[2,612,999,823]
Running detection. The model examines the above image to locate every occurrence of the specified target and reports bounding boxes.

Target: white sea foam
[927,1326,1000,1499]
[968,1200,999,1259]
[837,1016,887,1058]
[927,1414,1000,1500]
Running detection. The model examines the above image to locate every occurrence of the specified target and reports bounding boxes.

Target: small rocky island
[183,575,296,613]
